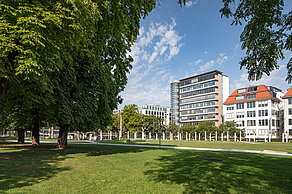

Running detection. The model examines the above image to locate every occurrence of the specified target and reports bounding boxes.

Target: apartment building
[171,70,229,126]
[223,85,284,139]
[283,87,292,137]
[138,105,171,126]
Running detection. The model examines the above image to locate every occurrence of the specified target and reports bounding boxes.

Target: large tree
[220,0,292,82]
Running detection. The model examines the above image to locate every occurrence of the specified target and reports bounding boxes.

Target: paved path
[8,140,292,157]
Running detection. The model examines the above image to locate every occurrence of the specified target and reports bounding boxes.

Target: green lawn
[0,143,292,193]
[99,139,292,153]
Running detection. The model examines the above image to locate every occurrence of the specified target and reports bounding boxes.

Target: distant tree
[219,121,245,135]
[220,0,292,82]
[122,105,142,133]
[167,123,179,133]
[196,121,218,134]
[143,115,161,133]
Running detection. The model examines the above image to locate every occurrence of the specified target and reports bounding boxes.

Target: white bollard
[180,133,182,141]
[170,132,173,140]
[265,132,267,142]
[253,132,256,142]
[186,132,188,140]
[127,131,130,139]
[149,132,152,140]
[282,133,285,142]
[134,132,137,140]
[177,132,179,140]
[100,131,103,141]
[221,133,223,141]
[269,134,271,142]
[205,131,207,141]
[110,131,112,140]
[215,131,217,141]
[234,133,237,142]
[142,131,145,140]
[163,132,165,140]
[240,131,242,142]
[189,133,191,141]
[286,133,289,143]
[195,132,197,141]
[199,133,201,141]
[156,133,158,140]
[227,131,229,141]
[209,133,211,141]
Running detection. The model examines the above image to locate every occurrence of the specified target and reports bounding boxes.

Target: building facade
[170,70,229,126]
[138,105,171,126]
[283,87,292,137]
[223,85,284,139]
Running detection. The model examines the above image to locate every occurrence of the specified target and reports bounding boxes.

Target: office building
[138,105,171,126]
[171,70,229,126]
[223,85,284,139]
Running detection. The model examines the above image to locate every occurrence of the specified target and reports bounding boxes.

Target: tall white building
[138,105,171,126]
[223,85,284,139]
[170,70,229,126]
[283,87,292,138]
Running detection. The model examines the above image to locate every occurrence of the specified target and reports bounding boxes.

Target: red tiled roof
[283,87,292,98]
[224,85,273,104]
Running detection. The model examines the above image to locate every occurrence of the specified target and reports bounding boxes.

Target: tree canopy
[220,0,292,82]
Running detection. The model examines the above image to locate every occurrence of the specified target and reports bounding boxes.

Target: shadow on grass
[144,150,292,193]
[0,142,151,192]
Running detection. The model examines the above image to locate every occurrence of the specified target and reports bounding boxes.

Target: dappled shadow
[0,143,151,192]
[144,150,292,193]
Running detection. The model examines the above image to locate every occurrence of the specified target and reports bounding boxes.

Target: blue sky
[119,0,292,108]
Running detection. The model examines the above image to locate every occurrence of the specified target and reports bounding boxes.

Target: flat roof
[179,70,225,82]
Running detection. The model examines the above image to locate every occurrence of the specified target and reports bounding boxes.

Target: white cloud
[232,64,289,92]
[194,59,202,65]
[121,19,183,107]
[186,0,197,7]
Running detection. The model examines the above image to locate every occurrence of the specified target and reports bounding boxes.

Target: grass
[99,139,292,153]
[0,142,292,193]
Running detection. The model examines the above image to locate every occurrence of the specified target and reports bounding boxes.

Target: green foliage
[219,121,245,135]
[196,121,218,133]
[122,104,141,132]
[180,123,196,133]
[220,0,292,82]
[167,123,179,133]
[143,115,164,133]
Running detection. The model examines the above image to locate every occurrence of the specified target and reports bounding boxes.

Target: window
[236,112,244,118]
[238,89,246,94]
[289,98,292,105]
[258,110,268,117]
[248,87,257,92]
[272,119,275,126]
[247,120,256,126]
[289,129,292,135]
[227,105,234,110]
[259,119,268,126]
[226,113,234,119]
[236,95,245,101]
[247,101,255,108]
[247,111,256,117]
[236,103,244,109]
[289,108,292,115]
[246,94,256,99]
[237,121,244,127]
[258,101,268,107]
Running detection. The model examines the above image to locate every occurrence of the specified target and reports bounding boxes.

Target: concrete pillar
[100,131,102,141]
[127,131,130,139]
[253,131,256,142]
[134,132,137,140]
[209,133,211,141]
[110,131,112,140]
[156,133,158,140]
[195,132,197,141]
[282,133,285,142]
[265,132,267,142]
[149,132,152,139]
[199,133,201,141]
[186,132,188,140]
[286,133,289,143]
[189,133,191,140]
[180,133,182,140]
[142,131,145,140]
[227,131,229,141]
[234,133,237,142]
[240,131,242,142]
[221,133,223,141]
[163,132,165,140]
[269,133,271,142]
[215,131,217,141]
[204,131,207,141]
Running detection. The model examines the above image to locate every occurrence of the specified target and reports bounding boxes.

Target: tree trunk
[0,78,9,113]
[18,129,25,144]
[58,124,69,149]
[31,109,40,146]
